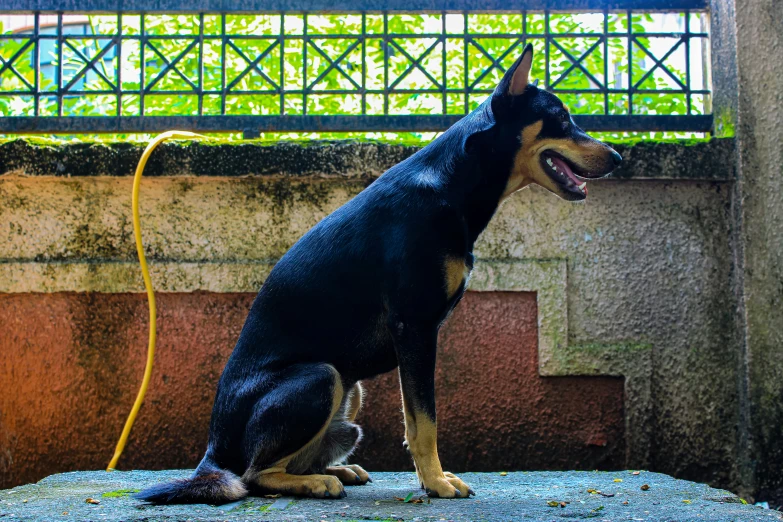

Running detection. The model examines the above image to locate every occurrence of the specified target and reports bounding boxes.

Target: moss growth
[713,107,736,138]
[101,489,139,498]
[0,137,735,181]
[225,500,270,512]
[0,135,715,149]
[551,342,652,376]
[567,342,651,353]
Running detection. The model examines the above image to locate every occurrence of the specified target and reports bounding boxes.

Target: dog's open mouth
[540,150,589,198]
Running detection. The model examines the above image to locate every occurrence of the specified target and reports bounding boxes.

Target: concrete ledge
[0,138,735,180]
[1,470,777,522]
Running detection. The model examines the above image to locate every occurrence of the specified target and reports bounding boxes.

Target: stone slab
[1,470,780,522]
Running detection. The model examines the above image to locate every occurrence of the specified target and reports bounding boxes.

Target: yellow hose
[107,131,206,471]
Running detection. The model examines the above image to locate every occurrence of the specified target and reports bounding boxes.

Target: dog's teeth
[546,158,554,166]
[578,182,587,191]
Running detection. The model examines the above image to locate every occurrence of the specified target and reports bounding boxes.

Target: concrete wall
[0,292,627,488]
[733,0,783,504]
[0,138,751,496]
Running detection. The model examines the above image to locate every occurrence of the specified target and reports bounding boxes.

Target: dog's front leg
[395,324,473,499]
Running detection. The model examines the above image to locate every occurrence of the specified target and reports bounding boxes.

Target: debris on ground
[3,470,781,522]
[586,488,614,497]
[393,492,429,504]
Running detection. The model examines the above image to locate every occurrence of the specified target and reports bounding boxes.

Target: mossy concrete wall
[733,0,783,504]
[0,138,754,499]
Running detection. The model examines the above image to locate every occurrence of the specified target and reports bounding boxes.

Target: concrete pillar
[731,0,783,504]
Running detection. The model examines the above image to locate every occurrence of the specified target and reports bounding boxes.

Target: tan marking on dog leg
[345,382,363,422]
[325,464,371,485]
[254,472,345,498]
[400,392,472,498]
[402,437,424,488]
[245,365,345,483]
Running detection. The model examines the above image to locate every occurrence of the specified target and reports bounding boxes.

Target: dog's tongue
[551,156,581,185]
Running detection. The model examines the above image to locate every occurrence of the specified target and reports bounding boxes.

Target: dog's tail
[134,459,247,505]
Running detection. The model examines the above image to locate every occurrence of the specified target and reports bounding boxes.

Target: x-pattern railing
[228,40,280,92]
[549,38,604,89]
[634,35,685,89]
[62,37,117,92]
[0,37,34,89]
[468,38,523,90]
[0,0,711,135]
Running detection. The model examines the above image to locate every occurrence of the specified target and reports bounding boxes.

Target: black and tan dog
[136,44,621,504]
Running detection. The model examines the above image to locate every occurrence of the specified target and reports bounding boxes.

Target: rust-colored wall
[0,291,624,489]
[354,291,625,473]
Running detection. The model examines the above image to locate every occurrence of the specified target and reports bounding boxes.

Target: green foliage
[0,11,709,142]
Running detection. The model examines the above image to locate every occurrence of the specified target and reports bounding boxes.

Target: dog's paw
[295,475,347,499]
[325,465,372,486]
[423,472,474,499]
[308,475,346,499]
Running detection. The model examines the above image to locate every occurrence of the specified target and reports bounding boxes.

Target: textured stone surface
[0,291,625,490]
[2,470,780,522]
[733,0,783,505]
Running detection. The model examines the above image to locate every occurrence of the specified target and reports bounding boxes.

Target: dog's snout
[610,148,622,166]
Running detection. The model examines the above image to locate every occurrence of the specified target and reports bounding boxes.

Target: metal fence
[0,0,711,135]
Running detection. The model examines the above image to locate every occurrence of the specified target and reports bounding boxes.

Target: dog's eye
[560,112,571,130]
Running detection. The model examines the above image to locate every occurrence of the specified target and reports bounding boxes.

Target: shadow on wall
[0,291,624,489]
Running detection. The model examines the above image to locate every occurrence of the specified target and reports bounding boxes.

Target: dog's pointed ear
[463,45,534,155]
[497,43,534,96]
